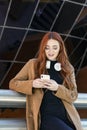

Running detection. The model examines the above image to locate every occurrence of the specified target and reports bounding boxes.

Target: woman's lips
[48,54,54,56]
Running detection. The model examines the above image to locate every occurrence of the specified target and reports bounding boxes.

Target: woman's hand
[43,79,59,91]
[33,78,44,88]
[33,78,59,91]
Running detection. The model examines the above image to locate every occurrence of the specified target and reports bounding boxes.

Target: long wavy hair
[35,32,74,89]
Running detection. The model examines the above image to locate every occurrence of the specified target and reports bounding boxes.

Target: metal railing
[0,89,87,130]
[0,118,86,130]
[0,89,87,108]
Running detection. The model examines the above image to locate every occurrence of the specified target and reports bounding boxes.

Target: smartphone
[40,74,50,80]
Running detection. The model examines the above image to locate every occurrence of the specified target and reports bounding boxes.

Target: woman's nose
[48,48,53,53]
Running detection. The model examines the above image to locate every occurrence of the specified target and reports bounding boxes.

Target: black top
[40,61,67,120]
[40,61,76,129]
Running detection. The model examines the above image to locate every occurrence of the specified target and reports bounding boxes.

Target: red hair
[35,32,74,89]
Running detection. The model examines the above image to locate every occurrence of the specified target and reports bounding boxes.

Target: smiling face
[45,39,60,61]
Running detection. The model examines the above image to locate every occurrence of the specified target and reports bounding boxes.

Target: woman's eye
[53,47,57,50]
[45,47,49,50]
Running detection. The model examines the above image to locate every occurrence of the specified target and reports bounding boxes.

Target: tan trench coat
[9,58,83,130]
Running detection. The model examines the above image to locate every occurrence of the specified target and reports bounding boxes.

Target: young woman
[9,32,83,130]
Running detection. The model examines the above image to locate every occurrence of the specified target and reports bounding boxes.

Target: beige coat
[9,58,83,130]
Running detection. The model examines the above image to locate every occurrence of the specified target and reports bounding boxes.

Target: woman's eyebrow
[45,45,49,47]
[52,45,58,47]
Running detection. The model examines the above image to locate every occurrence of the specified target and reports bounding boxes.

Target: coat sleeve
[54,69,78,104]
[9,60,34,95]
